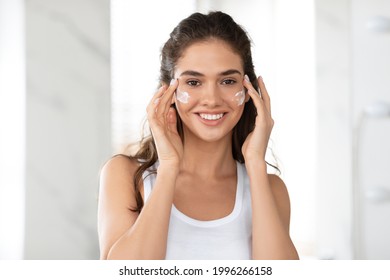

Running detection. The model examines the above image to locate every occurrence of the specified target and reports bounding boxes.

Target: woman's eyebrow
[219,69,242,76]
[179,69,242,77]
[180,70,204,77]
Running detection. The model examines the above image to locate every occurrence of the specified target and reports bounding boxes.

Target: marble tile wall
[24,0,111,259]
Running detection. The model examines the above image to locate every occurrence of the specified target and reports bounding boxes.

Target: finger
[243,74,262,99]
[159,79,178,116]
[243,75,263,109]
[146,86,169,132]
[147,79,177,120]
[147,85,166,114]
[167,107,178,134]
[246,86,264,112]
[258,76,271,114]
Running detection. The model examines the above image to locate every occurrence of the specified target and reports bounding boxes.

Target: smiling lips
[199,113,225,120]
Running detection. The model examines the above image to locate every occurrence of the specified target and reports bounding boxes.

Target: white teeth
[199,113,224,120]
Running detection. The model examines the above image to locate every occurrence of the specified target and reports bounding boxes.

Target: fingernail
[259,75,263,81]
[153,98,160,104]
[244,74,250,82]
[170,79,176,85]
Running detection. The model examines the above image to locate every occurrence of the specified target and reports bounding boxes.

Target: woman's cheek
[232,89,245,106]
[175,90,191,104]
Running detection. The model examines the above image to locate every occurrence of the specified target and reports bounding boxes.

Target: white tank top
[142,162,253,260]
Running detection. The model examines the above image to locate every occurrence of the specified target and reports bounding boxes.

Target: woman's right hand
[146,79,183,167]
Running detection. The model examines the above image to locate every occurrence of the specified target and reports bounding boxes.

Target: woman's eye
[187,80,200,87]
[222,79,236,85]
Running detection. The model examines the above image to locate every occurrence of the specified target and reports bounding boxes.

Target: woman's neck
[180,133,236,180]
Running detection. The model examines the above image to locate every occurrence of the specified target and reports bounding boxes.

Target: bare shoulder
[100,155,139,186]
[98,155,141,259]
[267,174,291,232]
[267,174,288,195]
[98,154,145,211]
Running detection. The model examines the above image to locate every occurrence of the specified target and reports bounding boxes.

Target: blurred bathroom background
[0,0,389,260]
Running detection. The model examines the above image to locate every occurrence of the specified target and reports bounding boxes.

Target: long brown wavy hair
[121,11,279,213]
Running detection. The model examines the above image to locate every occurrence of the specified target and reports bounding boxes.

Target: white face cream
[234,90,245,106]
[176,90,190,104]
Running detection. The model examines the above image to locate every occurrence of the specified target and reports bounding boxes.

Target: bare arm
[98,80,182,259]
[98,156,178,259]
[246,161,299,259]
[242,75,298,259]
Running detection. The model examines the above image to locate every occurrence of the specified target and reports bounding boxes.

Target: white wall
[315,0,353,259]
[351,0,390,259]
[316,0,390,259]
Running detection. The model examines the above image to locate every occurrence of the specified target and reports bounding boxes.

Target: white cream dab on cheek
[176,91,190,104]
[234,90,245,106]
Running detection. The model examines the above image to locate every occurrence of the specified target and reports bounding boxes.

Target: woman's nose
[200,84,223,106]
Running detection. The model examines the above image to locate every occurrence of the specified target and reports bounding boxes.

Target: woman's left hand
[242,75,274,162]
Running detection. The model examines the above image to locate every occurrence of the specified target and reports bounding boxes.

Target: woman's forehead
[175,40,243,77]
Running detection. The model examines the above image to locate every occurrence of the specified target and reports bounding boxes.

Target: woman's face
[173,39,249,143]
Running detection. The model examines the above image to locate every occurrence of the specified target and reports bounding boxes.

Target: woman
[98,11,299,260]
